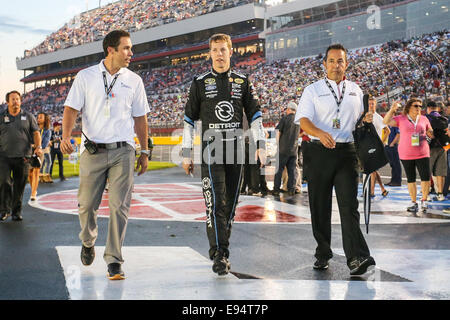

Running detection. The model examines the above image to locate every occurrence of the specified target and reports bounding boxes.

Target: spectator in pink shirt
[383,98,434,214]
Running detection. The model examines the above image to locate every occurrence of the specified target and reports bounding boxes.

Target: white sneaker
[443,208,450,214]
[427,194,433,202]
[406,202,418,213]
[420,201,428,214]
[437,193,445,201]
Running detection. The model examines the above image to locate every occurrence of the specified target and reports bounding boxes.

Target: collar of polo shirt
[99,60,125,76]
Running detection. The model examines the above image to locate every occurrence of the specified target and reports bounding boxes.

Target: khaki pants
[78,145,135,265]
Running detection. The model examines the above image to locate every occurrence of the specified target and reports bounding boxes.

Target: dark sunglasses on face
[411,104,422,108]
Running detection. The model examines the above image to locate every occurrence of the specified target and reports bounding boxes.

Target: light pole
[410,42,448,102]
[390,49,428,103]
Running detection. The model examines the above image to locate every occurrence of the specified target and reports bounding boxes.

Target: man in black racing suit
[182,34,266,276]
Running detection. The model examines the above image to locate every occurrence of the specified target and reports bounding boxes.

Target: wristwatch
[140,149,150,157]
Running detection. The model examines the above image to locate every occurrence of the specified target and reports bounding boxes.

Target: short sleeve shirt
[64,60,150,153]
[387,126,400,145]
[372,112,387,139]
[0,110,39,158]
[394,115,431,160]
[294,78,364,143]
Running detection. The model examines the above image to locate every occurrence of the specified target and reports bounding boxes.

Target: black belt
[310,140,354,145]
[96,141,128,150]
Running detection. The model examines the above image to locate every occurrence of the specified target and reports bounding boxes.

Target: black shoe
[349,256,376,276]
[60,176,67,181]
[272,190,280,196]
[313,259,329,270]
[81,245,95,266]
[0,213,10,222]
[11,213,23,221]
[212,251,230,276]
[107,263,125,280]
[387,182,401,186]
[288,190,295,196]
[406,202,418,213]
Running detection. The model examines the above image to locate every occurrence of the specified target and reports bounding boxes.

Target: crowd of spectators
[3,30,447,130]
[23,0,257,57]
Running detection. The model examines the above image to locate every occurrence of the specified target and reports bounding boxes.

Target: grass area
[51,159,177,179]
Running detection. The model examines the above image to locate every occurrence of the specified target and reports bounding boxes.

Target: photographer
[50,122,66,181]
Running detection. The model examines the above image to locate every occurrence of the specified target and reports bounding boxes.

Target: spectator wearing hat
[50,121,66,181]
[272,101,300,196]
[425,101,449,201]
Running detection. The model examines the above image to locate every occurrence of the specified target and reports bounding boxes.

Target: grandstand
[10,0,450,132]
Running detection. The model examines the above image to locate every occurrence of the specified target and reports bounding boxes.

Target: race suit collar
[211,67,231,78]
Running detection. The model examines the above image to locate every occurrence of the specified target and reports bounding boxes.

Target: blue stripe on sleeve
[251,111,262,123]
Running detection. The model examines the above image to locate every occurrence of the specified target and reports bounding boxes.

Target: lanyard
[407,114,420,133]
[325,78,346,120]
[325,78,346,107]
[102,71,119,99]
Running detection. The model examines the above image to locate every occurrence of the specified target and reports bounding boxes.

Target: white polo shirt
[372,112,387,139]
[64,60,150,153]
[294,78,364,143]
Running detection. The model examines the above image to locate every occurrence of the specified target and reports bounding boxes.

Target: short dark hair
[6,90,21,103]
[324,43,347,61]
[427,100,437,108]
[102,30,130,57]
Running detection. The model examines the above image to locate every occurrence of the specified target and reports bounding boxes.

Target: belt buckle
[106,143,116,150]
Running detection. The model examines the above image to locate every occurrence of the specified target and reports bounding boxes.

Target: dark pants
[444,152,450,196]
[304,142,370,266]
[50,149,64,178]
[241,142,258,193]
[251,159,268,193]
[299,141,309,182]
[273,154,297,192]
[0,157,30,215]
[201,163,243,260]
[385,145,402,184]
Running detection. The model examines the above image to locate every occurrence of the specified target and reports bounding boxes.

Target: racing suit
[182,68,265,260]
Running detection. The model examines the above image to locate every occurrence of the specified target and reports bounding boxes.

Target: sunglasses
[411,104,422,108]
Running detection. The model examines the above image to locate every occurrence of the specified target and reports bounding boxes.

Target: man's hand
[34,147,43,157]
[426,128,434,139]
[255,149,266,167]
[363,111,373,123]
[182,158,194,176]
[135,154,148,176]
[317,131,336,149]
[60,138,74,154]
